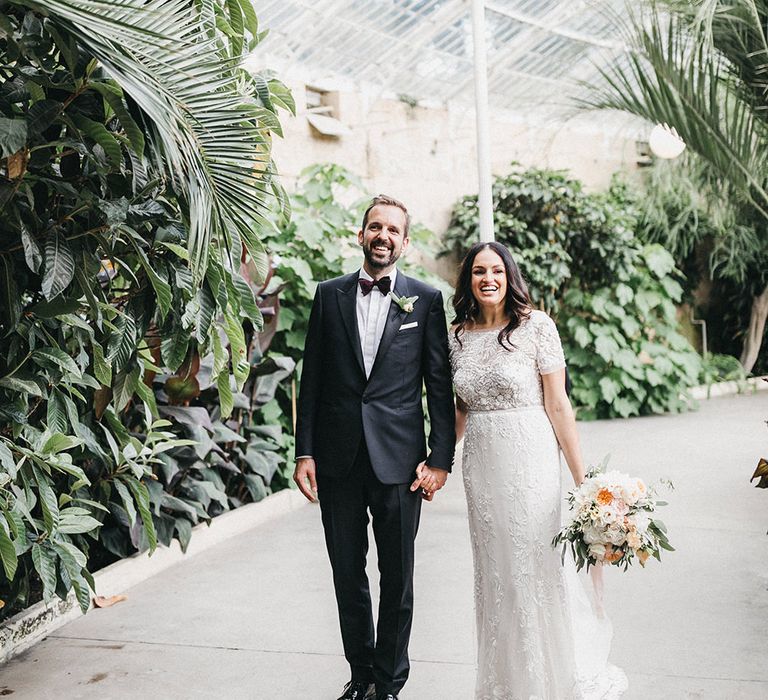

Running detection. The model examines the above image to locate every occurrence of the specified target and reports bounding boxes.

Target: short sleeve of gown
[536,313,566,375]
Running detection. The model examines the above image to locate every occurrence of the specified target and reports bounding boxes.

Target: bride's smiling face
[471,247,507,309]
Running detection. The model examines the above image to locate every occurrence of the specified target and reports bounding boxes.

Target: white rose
[607,526,626,545]
[582,523,605,544]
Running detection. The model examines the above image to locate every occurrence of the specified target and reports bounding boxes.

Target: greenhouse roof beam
[484,2,624,51]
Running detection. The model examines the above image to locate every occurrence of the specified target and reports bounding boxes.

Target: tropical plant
[441,166,702,419]
[585,0,768,373]
[0,0,293,617]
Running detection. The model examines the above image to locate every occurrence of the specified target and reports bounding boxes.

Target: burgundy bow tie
[358,276,391,296]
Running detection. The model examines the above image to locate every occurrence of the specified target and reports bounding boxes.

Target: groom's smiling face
[359,204,409,272]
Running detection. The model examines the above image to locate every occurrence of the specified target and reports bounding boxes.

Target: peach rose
[604,545,624,563]
[597,488,613,506]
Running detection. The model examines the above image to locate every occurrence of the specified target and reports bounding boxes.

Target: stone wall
[271,80,641,235]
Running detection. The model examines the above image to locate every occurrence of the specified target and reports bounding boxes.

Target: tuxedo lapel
[336,274,365,376]
[370,273,409,378]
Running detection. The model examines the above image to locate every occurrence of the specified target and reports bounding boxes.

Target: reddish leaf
[93,594,127,608]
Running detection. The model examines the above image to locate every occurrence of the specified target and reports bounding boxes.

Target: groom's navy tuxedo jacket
[296,270,456,484]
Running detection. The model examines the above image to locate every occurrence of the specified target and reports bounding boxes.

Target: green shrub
[0,1,291,617]
[442,165,702,419]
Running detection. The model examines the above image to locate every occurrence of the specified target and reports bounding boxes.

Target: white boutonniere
[389,292,419,314]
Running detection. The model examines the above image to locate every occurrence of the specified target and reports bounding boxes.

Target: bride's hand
[410,462,448,500]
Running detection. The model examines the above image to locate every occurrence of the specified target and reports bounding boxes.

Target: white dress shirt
[357,267,397,378]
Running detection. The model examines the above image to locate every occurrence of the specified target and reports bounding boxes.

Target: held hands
[293,457,318,502]
[410,461,448,501]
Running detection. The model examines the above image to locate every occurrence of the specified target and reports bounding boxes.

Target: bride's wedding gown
[450,311,628,700]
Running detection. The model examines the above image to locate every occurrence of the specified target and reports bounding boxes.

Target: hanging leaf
[33,346,82,378]
[20,224,42,272]
[42,231,75,300]
[47,389,68,433]
[128,237,172,319]
[161,324,190,373]
[0,375,43,397]
[33,468,60,533]
[27,99,62,135]
[92,343,112,385]
[0,117,27,156]
[73,114,123,168]
[106,311,137,372]
[31,544,58,602]
[0,254,22,329]
[0,442,16,479]
[124,477,157,552]
[174,517,193,553]
[195,284,216,342]
[90,81,145,156]
[217,372,234,419]
[0,518,18,580]
[224,309,249,390]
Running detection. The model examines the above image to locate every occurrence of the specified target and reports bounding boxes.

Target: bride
[449,241,627,699]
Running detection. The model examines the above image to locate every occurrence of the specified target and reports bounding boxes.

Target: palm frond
[18,0,278,281]
[582,3,768,225]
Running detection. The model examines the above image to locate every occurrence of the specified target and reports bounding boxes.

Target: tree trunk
[740,283,768,373]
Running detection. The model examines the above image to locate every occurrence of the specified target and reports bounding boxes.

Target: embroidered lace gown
[450,311,627,700]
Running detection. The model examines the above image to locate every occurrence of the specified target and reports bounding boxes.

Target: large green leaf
[0,117,27,156]
[33,346,82,378]
[0,442,16,479]
[19,224,42,273]
[0,517,18,580]
[0,254,22,329]
[128,237,172,319]
[31,544,58,602]
[90,81,145,156]
[33,468,60,533]
[124,477,157,552]
[161,324,190,373]
[0,375,43,397]
[42,231,75,300]
[27,99,63,135]
[73,114,123,168]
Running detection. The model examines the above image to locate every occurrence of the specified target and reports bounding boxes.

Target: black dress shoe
[337,681,375,700]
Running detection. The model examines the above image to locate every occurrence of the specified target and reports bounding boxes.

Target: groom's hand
[410,462,448,500]
[293,457,318,502]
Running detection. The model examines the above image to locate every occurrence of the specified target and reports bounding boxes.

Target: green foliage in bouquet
[442,166,702,419]
[0,0,293,618]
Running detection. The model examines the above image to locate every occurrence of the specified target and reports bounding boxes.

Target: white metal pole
[471,0,494,242]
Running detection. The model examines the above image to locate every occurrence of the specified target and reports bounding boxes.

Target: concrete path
[1,392,767,699]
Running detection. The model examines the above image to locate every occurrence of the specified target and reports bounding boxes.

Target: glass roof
[250,0,630,115]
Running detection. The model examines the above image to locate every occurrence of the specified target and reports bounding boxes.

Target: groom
[294,195,456,700]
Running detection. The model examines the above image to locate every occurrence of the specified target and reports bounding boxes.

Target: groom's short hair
[361,195,411,238]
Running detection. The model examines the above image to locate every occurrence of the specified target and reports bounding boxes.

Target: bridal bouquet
[552,462,673,571]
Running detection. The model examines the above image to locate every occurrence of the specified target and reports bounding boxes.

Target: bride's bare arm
[542,369,585,486]
[455,395,468,443]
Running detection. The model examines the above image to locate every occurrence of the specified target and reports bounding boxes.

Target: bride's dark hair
[452,241,532,349]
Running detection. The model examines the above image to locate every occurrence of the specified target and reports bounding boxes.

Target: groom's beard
[363,238,400,269]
